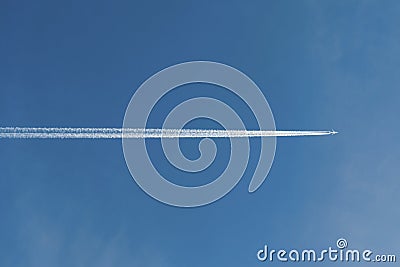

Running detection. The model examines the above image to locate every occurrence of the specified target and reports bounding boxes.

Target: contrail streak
[0,127,337,139]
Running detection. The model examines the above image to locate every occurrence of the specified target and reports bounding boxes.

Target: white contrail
[0,127,337,139]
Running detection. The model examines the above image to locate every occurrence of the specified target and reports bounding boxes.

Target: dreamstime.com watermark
[257,238,396,263]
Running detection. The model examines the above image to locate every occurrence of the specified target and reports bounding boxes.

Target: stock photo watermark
[257,238,396,263]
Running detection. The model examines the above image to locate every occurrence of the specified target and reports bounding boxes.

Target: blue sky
[1,1,399,266]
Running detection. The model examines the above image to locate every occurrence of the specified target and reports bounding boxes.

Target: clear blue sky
[1,1,399,266]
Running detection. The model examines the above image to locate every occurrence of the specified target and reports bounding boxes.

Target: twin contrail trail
[0,127,337,139]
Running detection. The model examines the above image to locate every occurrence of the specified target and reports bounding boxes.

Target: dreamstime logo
[337,238,348,249]
[122,61,276,207]
[257,238,397,263]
